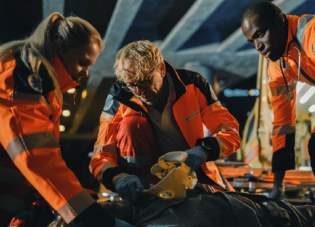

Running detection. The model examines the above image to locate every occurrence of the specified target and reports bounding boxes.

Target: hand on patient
[115,174,144,202]
[184,146,209,172]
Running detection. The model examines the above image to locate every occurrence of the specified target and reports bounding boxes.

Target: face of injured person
[122,60,166,106]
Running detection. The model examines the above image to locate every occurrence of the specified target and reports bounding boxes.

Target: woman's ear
[52,40,62,55]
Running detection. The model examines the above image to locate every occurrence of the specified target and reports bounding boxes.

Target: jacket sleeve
[194,75,241,159]
[0,57,115,226]
[298,14,315,61]
[90,86,126,192]
[268,60,296,172]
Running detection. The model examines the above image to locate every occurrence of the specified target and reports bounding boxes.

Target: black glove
[115,174,144,202]
[184,146,209,172]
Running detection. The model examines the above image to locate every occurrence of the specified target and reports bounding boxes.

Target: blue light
[224,88,260,97]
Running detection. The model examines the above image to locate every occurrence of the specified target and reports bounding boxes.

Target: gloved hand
[115,174,144,202]
[184,146,209,172]
[114,218,135,227]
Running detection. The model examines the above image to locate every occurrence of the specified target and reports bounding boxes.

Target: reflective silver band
[270,82,296,96]
[122,155,151,167]
[6,131,59,161]
[93,143,117,156]
[57,190,95,223]
[101,111,114,121]
[98,162,117,182]
[214,136,225,155]
[93,145,102,155]
[6,137,26,163]
[212,123,238,135]
[273,124,296,136]
[13,91,50,113]
[296,15,315,49]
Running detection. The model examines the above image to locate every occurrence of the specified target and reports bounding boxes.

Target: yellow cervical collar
[144,151,197,199]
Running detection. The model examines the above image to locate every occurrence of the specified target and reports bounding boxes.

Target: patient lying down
[50,185,315,227]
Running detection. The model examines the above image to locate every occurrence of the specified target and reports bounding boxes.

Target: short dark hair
[241,1,282,26]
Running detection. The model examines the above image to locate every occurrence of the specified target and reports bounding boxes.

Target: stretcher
[216,160,315,204]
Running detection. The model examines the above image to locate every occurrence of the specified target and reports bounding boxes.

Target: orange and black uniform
[0,52,115,226]
[91,61,241,192]
[268,14,315,172]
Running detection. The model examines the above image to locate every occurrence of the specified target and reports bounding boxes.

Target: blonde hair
[114,40,163,81]
[0,13,103,99]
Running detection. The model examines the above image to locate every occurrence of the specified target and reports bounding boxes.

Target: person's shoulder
[109,80,122,94]
[287,14,315,31]
[286,14,299,21]
[175,68,204,86]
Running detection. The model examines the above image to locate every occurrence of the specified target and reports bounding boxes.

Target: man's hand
[114,174,144,202]
[184,146,209,172]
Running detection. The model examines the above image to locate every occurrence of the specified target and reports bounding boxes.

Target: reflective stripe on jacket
[0,53,96,225]
[268,14,315,161]
[91,61,241,189]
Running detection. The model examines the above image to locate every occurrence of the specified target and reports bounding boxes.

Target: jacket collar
[164,60,186,101]
[52,54,79,93]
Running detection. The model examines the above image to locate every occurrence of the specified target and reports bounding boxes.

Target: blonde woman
[0,13,133,227]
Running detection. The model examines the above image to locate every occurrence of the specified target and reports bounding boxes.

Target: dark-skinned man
[241,1,315,198]
[90,40,241,202]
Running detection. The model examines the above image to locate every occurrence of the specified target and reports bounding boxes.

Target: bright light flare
[62,110,70,117]
[59,125,65,132]
[308,105,315,113]
[82,89,87,99]
[296,82,305,94]
[299,87,315,104]
[67,88,76,94]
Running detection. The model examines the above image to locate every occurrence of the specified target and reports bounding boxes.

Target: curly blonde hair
[114,40,163,81]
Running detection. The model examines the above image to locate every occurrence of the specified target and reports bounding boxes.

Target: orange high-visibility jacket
[91,61,241,190]
[0,52,113,226]
[268,14,315,172]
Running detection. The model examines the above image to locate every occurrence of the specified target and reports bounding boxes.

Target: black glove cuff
[69,202,115,227]
[195,137,221,161]
[101,167,125,192]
